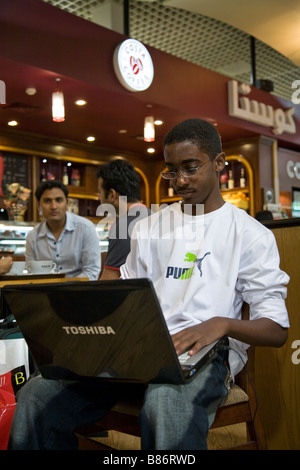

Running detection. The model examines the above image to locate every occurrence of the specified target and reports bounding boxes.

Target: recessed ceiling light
[87,136,95,142]
[25,87,37,96]
[154,120,163,125]
[118,129,127,134]
[147,147,155,154]
[8,120,18,126]
[75,99,87,106]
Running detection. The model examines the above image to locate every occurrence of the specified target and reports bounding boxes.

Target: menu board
[0,152,28,195]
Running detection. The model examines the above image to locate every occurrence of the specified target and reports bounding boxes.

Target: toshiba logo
[62,326,115,335]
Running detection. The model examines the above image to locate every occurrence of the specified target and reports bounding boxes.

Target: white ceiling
[42,0,300,102]
[165,0,300,66]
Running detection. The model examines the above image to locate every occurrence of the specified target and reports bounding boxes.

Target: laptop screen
[1,279,185,384]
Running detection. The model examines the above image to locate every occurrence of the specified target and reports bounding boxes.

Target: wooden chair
[208,344,267,450]
[75,344,267,450]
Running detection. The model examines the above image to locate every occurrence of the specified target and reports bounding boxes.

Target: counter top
[263,217,300,229]
[0,273,65,281]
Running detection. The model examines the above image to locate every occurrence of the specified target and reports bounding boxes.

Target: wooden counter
[255,218,300,450]
[0,274,89,288]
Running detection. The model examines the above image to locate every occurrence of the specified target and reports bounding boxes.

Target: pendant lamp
[144,115,155,142]
[52,78,65,122]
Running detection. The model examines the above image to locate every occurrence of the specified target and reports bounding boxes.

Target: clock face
[113,39,154,92]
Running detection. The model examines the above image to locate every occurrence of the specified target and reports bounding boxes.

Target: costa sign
[228,80,296,135]
[286,160,300,180]
[113,39,154,92]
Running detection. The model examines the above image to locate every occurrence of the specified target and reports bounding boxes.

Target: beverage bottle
[168,181,174,197]
[41,168,47,182]
[240,168,246,188]
[62,166,69,185]
[71,168,81,186]
[228,170,234,189]
[220,171,228,189]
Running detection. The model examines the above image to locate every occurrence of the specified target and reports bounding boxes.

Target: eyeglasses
[161,159,211,180]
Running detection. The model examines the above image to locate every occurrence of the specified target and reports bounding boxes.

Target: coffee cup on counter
[27,260,57,275]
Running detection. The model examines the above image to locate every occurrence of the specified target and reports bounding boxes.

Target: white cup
[7,261,27,275]
[27,260,57,275]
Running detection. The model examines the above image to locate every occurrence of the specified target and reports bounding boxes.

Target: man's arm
[78,224,101,280]
[172,316,288,356]
[100,268,121,280]
[25,231,37,262]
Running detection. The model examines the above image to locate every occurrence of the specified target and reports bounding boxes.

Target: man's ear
[214,152,226,174]
[38,203,43,217]
[109,188,118,204]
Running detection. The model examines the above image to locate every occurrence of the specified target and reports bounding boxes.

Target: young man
[9,119,289,450]
[96,160,150,280]
[25,180,100,280]
[120,119,289,448]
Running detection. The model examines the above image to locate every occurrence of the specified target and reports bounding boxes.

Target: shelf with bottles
[39,158,98,194]
[220,156,254,216]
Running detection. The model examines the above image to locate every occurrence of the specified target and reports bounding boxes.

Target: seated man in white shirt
[25,180,100,280]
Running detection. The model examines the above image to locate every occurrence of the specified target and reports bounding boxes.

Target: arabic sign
[113,39,154,92]
[228,80,296,135]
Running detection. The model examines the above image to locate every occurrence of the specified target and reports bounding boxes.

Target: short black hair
[163,118,222,159]
[96,160,141,202]
[35,180,68,202]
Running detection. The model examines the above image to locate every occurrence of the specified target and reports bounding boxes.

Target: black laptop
[1,279,227,385]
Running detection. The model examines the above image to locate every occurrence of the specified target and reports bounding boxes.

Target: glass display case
[0,220,109,259]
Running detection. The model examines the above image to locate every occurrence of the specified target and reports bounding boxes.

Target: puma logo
[166,251,211,279]
[184,252,211,277]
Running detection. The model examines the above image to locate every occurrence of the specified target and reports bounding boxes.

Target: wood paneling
[255,221,300,449]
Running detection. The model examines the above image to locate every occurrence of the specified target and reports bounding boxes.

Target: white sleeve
[237,231,290,328]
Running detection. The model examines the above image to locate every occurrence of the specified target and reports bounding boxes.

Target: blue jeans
[9,351,229,450]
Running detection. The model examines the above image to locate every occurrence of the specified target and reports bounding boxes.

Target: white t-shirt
[120,202,290,377]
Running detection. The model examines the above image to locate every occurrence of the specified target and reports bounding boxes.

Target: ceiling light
[8,120,18,126]
[154,119,163,125]
[87,136,95,142]
[25,87,37,96]
[147,147,155,154]
[75,99,87,106]
[52,78,65,122]
[144,115,155,142]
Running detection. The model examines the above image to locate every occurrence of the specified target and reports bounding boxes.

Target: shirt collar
[37,211,74,237]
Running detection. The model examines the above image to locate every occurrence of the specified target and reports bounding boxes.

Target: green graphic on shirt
[180,251,211,278]
[178,266,195,279]
[166,251,211,279]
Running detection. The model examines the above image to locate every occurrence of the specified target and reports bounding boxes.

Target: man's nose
[176,171,189,184]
